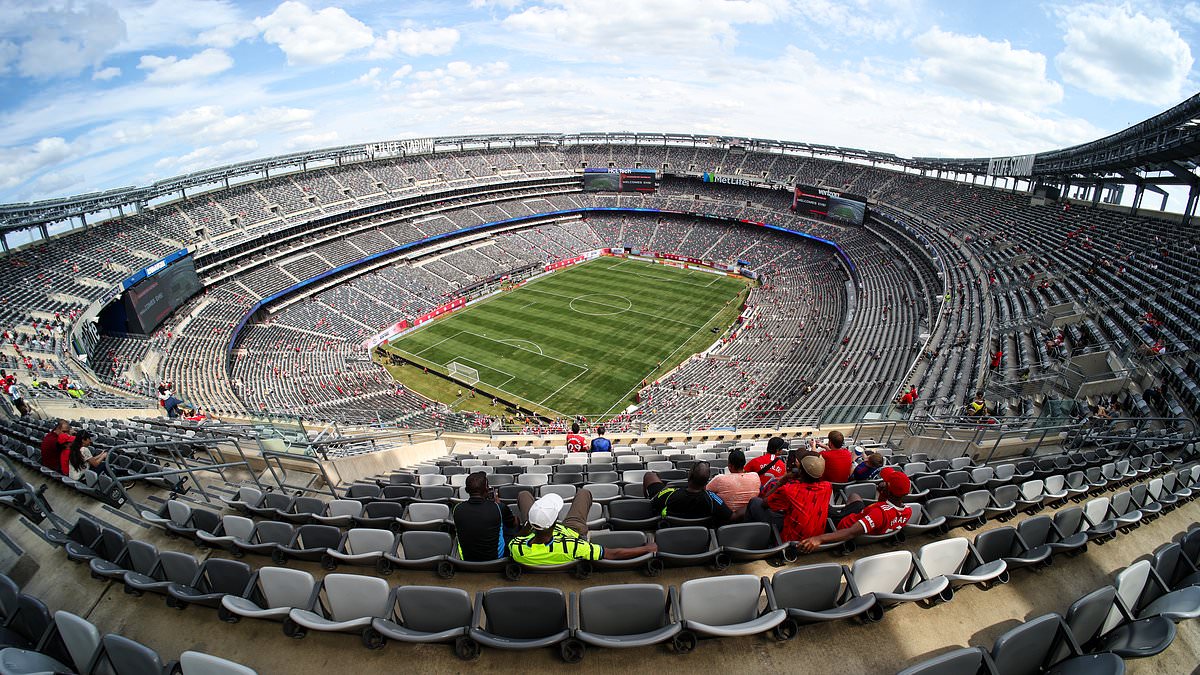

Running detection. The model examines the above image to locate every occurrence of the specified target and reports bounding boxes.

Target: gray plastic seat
[124,550,198,597]
[654,527,720,568]
[902,501,947,537]
[1079,498,1119,541]
[851,550,950,609]
[382,531,454,575]
[14,610,102,675]
[588,531,655,572]
[985,485,1019,521]
[325,528,397,570]
[286,574,391,637]
[366,586,474,652]
[312,499,363,527]
[398,503,451,532]
[167,558,253,609]
[195,515,255,551]
[220,567,316,624]
[607,499,658,530]
[1112,560,1200,623]
[280,496,327,524]
[93,634,166,675]
[572,584,681,652]
[355,501,406,530]
[246,491,294,519]
[897,647,997,675]
[179,651,258,675]
[276,524,344,564]
[770,563,878,624]
[234,521,294,558]
[974,526,1050,572]
[990,613,1124,675]
[139,499,191,531]
[917,537,1008,590]
[0,587,52,651]
[1017,515,1088,558]
[468,587,572,655]
[1154,543,1200,590]
[89,539,158,582]
[584,483,621,504]
[222,486,263,511]
[1065,585,1175,659]
[675,574,787,649]
[715,522,792,566]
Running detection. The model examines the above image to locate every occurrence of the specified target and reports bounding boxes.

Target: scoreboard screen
[792,184,868,225]
[583,168,657,193]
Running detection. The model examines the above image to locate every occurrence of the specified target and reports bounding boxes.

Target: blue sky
[0,0,1196,204]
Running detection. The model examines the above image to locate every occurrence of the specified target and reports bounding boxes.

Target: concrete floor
[2,464,1198,674]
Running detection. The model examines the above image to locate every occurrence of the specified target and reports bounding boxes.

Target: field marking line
[462,330,588,370]
[520,286,705,329]
[498,338,544,355]
[539,366,590,406]
[597,286,747,419]
[412,331,465,357]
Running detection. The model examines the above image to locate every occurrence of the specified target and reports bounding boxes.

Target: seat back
[715,522,773,550]
[406,503,450,522]
[250,521,294,546]
[843,483,877,502]
[586,483,620,500]
[540,484,576,500]
[293,525,341,549]
[1044,475,1065,492]
[960,490,990,514]
[179,651,257,675]
[608,498,654,521]
[261,492,293,511]
[53,611,101,673]
[1016,516,1053,547]
[97,634,164,674]
[974,527,1017,563]
[971,467,995,483]
[291,497,325,516]
[197,558,252,594]
[322,574,391,621]
[1065,585,1116,645]
[1019,480,1044,501]
[917,538,969,577]
[159,551,201,584]
[680,575,762,625]
[655,526,713,555]
[381,485,417,500]
[399,531,453,559]
[167,500,192,526]
[989,613,1065,675]
[579,584,669,635]
[326,500,363,519]
[345,529,395,556]
[852,550,914,595]
[923,496,959,521]
[588,530,647,549]
[992,484,1018,507]
[771,564,845,612]
[392,586,473,633]
[1106,560,1151,634]
[480,587,567,639]
[9,593,52,646]
[259,567,316,609]
[1053,507,1085,537]
[364,501,405,519]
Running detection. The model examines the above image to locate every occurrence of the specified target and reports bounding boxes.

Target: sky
[0,0,1197,205]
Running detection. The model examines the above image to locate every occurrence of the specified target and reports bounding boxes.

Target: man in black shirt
[452,472,516,561]
[643,462,733,524]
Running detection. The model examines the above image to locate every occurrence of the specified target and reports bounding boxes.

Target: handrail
[258,448,341,499]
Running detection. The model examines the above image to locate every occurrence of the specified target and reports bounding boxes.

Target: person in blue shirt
[590,425,612,453]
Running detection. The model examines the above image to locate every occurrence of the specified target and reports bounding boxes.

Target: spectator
[60,430,107,481]
[452,472,516,562]
[965,393,989,417]
[817,430,853,483]
[40,419,73,470]
[851,452,885,481]
[897,385,917,414]
[704,449,760,514]
[565,422,587,453]
[6,377,29,417]
[798,467,912,552]
[589,425,612,453]
[744,436,789,485]
[746,451,831,542]
[643,462,733,524]
[508,491,656,564]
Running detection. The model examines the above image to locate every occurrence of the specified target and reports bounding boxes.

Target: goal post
[446,361,480,387]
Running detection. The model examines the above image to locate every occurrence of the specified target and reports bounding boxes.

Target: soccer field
[382,256,749,418]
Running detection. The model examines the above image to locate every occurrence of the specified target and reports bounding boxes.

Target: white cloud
[914,27,1063,107]
[0,137,74,190]
[196,21,258,49]
[155,138,260,172]
[92,66,121,81]
[372,26,459,58]
[1054,3,1193,105]
[354,67,382,86]
[0,40,16,74]
[138,48,233,84]
[254,1,375,66]
[13,3,127,78]
[796,0,921,41]
[148,105,315,142]
[496,0,783,60]
[113,0,247,52]
[392,65,413,80]
[286,131,339,149]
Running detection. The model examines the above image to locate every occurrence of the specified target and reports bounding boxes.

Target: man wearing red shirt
[817,430,853,483]
[565,422,587,453]
[747,452,832,542]
[797,467,912,552]
[743,436,789,485]
[39,419,73,471]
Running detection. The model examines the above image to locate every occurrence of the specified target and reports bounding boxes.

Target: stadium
[2,7,1200,673]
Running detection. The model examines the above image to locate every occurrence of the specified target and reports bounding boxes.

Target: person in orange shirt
[705,450,761,515]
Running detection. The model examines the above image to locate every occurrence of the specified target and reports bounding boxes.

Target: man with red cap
[797,466,912,552]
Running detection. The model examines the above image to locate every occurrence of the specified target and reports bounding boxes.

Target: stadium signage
[119,247,190,291]
[365,138,435,156]
[584,167,656,175]
[702,173,756,187]
[987,154,1035,177]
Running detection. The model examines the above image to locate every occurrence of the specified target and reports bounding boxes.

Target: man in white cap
[508,488,657,565]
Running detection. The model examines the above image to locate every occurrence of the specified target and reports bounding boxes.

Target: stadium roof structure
[3,93,1200,235]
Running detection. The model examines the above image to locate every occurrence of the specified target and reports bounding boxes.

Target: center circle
[569,293,633,316]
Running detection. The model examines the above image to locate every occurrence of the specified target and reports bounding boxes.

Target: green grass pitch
[382,256,750,418]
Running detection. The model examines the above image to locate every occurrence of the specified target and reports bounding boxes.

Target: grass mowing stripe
[383,257,749,416]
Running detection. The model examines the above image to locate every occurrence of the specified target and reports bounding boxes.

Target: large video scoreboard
[792,184,868,225]
[583,168,658,193]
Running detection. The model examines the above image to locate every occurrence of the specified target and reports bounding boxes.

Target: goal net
[446,361,480,387]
